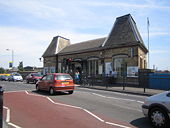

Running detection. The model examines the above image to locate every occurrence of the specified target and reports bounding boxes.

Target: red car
[36,73,75,95]
[26,73,42,84]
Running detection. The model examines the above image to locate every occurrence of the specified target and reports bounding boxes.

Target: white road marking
[91,92,143,103]
[3,106,22,128]
[137,101,144,104]
[79,87,147,98]
[8,122,22,128]
[46,97,82,109]
[3,106,10,122]
[83,109,105,122]
[78,91,143,112]
[92,93,107,98]
[79,87,129,96]
[105,122,132,128]
[25,91,133,128]
[107,96,136,102]
[4,90,32,93]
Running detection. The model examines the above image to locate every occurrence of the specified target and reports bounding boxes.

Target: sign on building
[127,66,138,77]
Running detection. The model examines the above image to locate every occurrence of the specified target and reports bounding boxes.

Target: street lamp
[6,49,14,69]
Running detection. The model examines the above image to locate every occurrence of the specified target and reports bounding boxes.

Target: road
[1,81,152,128]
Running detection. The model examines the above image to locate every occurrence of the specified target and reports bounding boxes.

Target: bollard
[0,86,4,128]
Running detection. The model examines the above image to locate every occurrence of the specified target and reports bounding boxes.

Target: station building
[42,14,148,79]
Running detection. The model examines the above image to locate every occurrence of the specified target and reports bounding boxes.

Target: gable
[42,36,70,57]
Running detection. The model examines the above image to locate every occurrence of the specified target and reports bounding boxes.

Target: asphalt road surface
[1,81,152,128]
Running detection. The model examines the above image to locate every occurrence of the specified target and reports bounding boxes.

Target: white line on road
[92,93,107,98]
[3,106,10,122]
[4,90,33,93]
[3,106,22,128]
[137,101,144,104]
[91,92,143,103]
[105,122,132,128]
[25,91,133,128]
[83,109,105,122]
[78,91,143,112]
[8,122,22,128]
[46,97,82,109]
[79,87,147,98]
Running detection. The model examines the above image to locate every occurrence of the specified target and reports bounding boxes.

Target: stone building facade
[42,36,70,74]
[42,14,148,78]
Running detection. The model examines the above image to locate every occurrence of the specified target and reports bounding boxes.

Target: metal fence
[80,75,130,88]
[80,73,170,91]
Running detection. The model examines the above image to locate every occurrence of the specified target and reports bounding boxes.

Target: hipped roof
[43,14,148,57]
[42,36,70,57]
[58,37,106,55]
[102,14,145,48]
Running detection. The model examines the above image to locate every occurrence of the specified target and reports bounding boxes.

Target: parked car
[25,73,42,84]
[36,73,75,95]
[0,75,9,81]
[142,91,170,128]
[8,73,23,82]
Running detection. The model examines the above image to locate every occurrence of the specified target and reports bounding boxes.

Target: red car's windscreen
[55,75,72,80]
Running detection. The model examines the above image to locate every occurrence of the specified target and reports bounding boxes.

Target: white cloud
[0,0,66,19]
[0,26,103,68]
[0,0,170,71]
[82,1,170,10]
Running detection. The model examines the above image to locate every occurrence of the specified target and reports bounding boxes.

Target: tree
[0,67,5,73]
[18,61,24,71]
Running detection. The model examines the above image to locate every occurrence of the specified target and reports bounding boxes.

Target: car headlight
[143,98,149,105]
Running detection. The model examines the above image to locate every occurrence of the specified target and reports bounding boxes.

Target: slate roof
[58,37,106,55]
[43,14,147,57]
[102,14,146,50]
[42,36,70,57]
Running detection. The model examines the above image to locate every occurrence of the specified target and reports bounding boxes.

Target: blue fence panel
[149,73,170,90]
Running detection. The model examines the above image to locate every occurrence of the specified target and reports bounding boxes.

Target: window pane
[56,75,72,80]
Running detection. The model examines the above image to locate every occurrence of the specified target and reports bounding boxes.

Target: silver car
[8,73,23,82]
[142,91,170,128]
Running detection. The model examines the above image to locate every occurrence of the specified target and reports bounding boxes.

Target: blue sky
[0,0,170,70]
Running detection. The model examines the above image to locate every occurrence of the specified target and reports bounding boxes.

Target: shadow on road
[31,90,69,96]
[130,117,152,128]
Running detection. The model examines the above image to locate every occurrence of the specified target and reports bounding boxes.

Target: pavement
[78,84,165,96]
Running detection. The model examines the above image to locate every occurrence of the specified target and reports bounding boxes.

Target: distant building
[24,66,34,71]
[42,14,148,77]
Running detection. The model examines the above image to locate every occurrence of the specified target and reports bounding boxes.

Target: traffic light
[66,58,72,65]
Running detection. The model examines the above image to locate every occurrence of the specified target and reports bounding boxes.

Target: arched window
[112,55,128,77]
[87,57,99,76]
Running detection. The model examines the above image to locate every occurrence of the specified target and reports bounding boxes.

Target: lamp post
[6,49,14,69]
[147,17,150,69]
